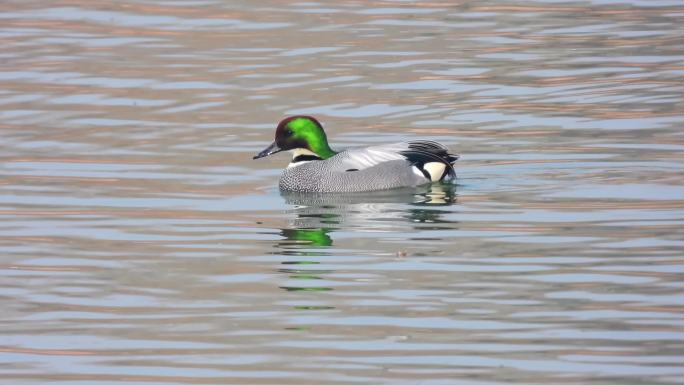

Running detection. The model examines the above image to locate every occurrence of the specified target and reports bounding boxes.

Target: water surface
[1,1,684,384]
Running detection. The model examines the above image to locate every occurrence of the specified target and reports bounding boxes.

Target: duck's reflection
[276,184,457,296]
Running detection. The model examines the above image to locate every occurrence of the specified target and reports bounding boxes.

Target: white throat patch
[291,148,319,159]
[287,148,320,168]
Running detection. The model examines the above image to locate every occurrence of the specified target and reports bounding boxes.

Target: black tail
[400,141,459,181]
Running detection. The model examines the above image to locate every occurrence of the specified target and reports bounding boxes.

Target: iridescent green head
[253,116,336,160]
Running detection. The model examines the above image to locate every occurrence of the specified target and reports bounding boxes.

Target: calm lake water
[1,1,684,384]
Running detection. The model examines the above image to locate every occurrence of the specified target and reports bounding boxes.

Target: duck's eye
[285,129,293,136]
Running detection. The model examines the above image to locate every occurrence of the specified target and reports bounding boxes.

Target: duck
[253,115,458,193]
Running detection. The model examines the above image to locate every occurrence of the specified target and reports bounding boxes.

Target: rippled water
[2,1,684,384]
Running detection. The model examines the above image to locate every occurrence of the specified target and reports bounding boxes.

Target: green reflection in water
[281,228,333,247]
[277,229,334,295]
[275,183,458,314]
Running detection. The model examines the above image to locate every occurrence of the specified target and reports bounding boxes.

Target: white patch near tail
[423,162,446,182]
[412,166,426,179]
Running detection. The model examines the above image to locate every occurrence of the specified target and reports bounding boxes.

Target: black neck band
[292,154,322,163]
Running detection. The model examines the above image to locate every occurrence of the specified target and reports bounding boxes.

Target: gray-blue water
[1,1,683,384]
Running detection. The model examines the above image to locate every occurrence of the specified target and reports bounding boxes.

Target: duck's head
[253,116,336,161]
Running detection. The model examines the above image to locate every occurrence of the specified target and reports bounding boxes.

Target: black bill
[253,141,282,159]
